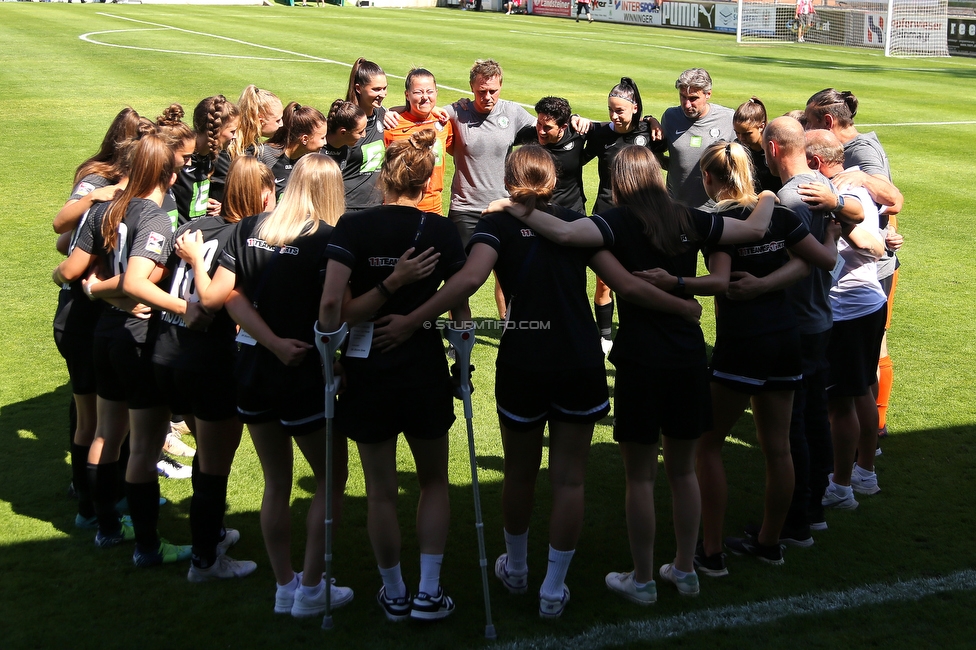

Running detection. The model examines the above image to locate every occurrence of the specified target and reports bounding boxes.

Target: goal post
[736,0,949,56]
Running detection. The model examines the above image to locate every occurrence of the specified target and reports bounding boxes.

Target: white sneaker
[539,585,570,618]
[850,464,881,495]
[605,571,657,605]
[822,476,859,510]
[494,553,528,594]
[216,528,240,556]
[163,431,195,457]
[157,456,192,479]
[187,553,257,583]
[274,573,302,614]
[292,580,354,617]
[659,563,699,596]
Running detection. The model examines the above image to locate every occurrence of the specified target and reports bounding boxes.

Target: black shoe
[694,541,728,577]
[725,536,784,565]
[743,523,813,548]
[377,586,411,622]
[410,587,455,621]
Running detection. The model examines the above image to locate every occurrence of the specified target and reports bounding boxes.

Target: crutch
[444,325,497,640]
[313,322,348,631]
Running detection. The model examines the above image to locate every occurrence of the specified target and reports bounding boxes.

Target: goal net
[736,0,950,57]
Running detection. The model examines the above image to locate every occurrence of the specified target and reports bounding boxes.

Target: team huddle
[51,57,903,622]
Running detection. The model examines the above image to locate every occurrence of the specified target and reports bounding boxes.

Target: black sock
[190,457,229,568]
[72,444,94,518]
[89,462,120,535]
[125,480,161,551]
[117,434,131,497]
[68,398,77,451]
[595,300,614,339]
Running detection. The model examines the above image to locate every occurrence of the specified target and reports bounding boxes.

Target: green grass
[1,4,975,648]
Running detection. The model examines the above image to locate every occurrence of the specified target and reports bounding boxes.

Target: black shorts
[710,329,803,394]
[93,335,166,409]
[236,349,325,437]
[335,376,455,444]
[154,363,237,422]
[54,328,96,395]
[495,363,609,433]
[826,305,887,397]
[613,362,711,444]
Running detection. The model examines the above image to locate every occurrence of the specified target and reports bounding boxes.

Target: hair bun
[409,128,437,150]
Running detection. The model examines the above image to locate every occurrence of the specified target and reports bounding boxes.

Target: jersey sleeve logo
[145,232,166,255]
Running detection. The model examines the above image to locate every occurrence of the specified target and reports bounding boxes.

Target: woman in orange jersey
[383,68,453,215]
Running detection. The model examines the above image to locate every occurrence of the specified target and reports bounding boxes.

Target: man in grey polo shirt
[445,59,536,247]
[660,68,735,209]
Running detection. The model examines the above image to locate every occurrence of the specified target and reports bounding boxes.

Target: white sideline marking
[86,13,473,96]
[497,569,976,650]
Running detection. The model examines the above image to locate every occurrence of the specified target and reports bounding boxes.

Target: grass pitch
[1,4,975,648]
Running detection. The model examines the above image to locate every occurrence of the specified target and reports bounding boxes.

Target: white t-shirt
[829,181,887,321]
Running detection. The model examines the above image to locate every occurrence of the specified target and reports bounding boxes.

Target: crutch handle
[314,322,348,418]
[444,326,476,417]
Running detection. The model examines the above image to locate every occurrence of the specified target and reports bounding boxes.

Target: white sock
[277,572,300,592]
[300,579,324,598]
[379,563,406,599]
[540,545,575,599]
[854,464,875,478]
[633,574,651,589]
[504,529,529,574]
[670,565,691,580]
[418,553,443,596]
[829,479,853,496]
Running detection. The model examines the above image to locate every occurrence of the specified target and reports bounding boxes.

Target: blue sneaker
[94,518,135,548]
[75,514,98,529]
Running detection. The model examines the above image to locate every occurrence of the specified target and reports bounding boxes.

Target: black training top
[153,216,240,370]
[583,121,665,215]
[706,205,808,338]
[75,197,173,343]
[342,107,386,210]
[470,205,604,370]
[515,127,589,213]
[326,204,466,380]
[591,206,723,368]
[172,153,214,225]
[54,201,108,335]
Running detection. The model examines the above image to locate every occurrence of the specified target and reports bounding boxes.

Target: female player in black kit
[732,97,782,193]
[489,145,778,603]
[156,157,277,582]
[671,142,838,571]
[189,154,356,616]
[172,95,239,225]
[372,145,702,618]
[261,102,329,200]
[53,108,149,527]
[319,129,465,623]
[320,99,367,172]
[53,134,197,565]
[342,58,389,210]
[583,78,662,354]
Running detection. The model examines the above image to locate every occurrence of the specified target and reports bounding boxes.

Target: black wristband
[676,276,685,295]
[376,281,393,299]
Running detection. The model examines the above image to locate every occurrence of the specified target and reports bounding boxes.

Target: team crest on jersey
[560,141,576,151]
[520,229,535,238]
[634,135,648,146]
[145,232,166,255]
[499,116,510,129]
[709,128,721,138]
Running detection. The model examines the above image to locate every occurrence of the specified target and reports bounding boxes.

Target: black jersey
[706,205,808,338]
[75,198,174,343]
[172,153,214,225]
[744,145,783,194]
[470,206,603,371]
[153,216,239,370]
[209,150,232,204]
[325,205,466,380]
[269,151,301,201]
[321,144,350,174]
[54,201,108,335]
[218,213,333,388]
[68,173,113,201]
[342,107,386,210]
[516,127,589,214]
[591,207,724,368]
[583,121,664,215]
